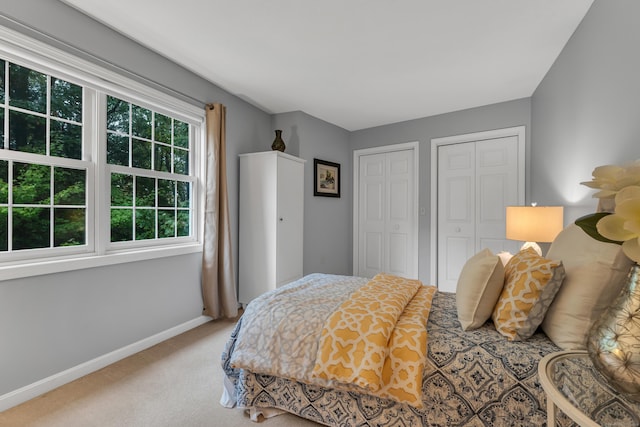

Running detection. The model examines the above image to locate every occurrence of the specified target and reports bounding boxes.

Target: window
[0,28,203,277]
[0,61,89,257]
[106,95,193,245]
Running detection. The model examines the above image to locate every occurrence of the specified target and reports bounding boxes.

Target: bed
[220,225,634,426]
[221,272,569,426]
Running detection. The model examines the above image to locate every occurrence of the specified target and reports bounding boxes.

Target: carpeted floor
[0,316,320,427]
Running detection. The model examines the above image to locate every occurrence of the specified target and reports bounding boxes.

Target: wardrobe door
[276,156,304,287]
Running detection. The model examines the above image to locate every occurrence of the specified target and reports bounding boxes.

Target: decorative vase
[587,263,640,402]
[271,129,286,152]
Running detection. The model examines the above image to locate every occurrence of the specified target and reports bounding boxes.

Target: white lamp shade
[506,206,564,243]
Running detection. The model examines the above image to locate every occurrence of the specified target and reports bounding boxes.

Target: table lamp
[506,204,564,255]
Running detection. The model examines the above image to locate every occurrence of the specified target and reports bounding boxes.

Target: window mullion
[2,60,7,150]
[46,75,51,157]
[7,160,12,251]
[49,165,54,248]
[47,76,53,249]
[91,90,105,256]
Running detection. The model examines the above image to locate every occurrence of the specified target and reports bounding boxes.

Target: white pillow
[541,224,633,350]
[456,248,505,330]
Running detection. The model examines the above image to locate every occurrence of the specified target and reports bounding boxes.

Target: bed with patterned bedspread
[221,273,571,426]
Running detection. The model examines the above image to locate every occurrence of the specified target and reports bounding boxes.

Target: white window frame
[0,25,205,281]
[100,92,198,250]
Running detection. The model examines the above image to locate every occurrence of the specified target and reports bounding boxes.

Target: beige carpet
[0,317,320,427]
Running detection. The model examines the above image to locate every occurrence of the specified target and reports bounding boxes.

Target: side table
[539,350,640,427]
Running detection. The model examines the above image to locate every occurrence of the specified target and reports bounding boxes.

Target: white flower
[581,160,640,200]
[597,186,640,263]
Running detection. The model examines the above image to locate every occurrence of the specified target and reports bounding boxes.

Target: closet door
[437,136,521,292]
[356,148,417,279]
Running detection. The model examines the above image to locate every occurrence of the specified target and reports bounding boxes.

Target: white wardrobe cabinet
[238,151,305,305]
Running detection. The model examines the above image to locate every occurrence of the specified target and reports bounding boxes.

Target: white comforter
[229,274,367,387]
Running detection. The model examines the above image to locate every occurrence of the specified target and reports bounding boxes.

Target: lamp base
[520,241,542,256]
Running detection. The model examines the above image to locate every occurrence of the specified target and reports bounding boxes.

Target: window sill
[0,243,203,281]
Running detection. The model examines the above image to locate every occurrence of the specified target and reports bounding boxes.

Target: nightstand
[538,351,640,426]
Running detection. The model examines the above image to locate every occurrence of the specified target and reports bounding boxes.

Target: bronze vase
[271,129,286,152]
[587,263,640,402]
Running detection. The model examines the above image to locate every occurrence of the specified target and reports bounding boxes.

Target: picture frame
[314,158,340,198]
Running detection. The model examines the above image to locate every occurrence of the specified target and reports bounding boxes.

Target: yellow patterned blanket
[312,273,436,407]
[229,274,435,409]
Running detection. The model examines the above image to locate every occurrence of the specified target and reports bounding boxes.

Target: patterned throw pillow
[492,247,565,340]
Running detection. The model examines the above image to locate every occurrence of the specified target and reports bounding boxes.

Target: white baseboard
[0,315,211,413]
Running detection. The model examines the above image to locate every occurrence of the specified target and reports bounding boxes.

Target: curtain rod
[0,13,209,108]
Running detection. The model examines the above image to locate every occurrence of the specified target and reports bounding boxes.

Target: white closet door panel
[359,154,386,277]
[389,232,408,274]
[478,173,510,255]
[476,136,521,255]
[366,156,385,176]
[438,143,475,291]
[388,152,410,225]
[479,237,513,255]
[364,231,383,271]
[478,174,506,220]
[390,180,408,220]
[445,148,473,169]
[444,236,472,285]
[385,150,415,278]
[446,176,473,221]
[366,182,384,221]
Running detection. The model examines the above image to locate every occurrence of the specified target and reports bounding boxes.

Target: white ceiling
[62,0,594,131]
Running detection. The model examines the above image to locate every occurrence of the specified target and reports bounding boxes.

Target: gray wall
[0,0,271,396]
[272,111,352,276]
[0,254,202,394]
[349,99,532,284]
[531,0,640,222]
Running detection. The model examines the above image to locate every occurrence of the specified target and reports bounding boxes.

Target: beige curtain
[202,103,238,319]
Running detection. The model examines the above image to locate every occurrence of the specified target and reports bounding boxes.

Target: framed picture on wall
[314,158,340,198]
